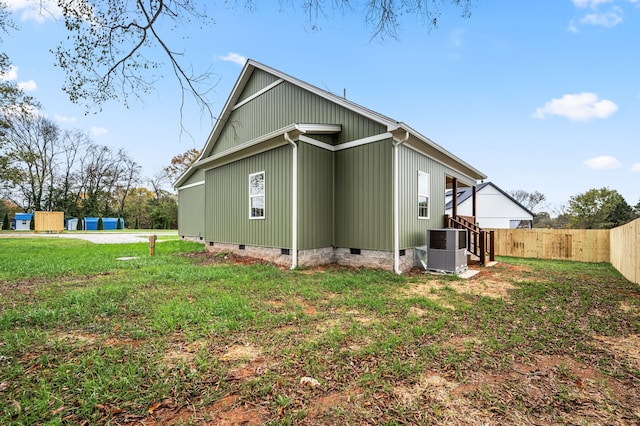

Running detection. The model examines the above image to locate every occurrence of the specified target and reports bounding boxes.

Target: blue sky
[2,0,639,213]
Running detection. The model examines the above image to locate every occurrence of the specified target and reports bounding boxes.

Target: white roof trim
[232,79,284,111]
[194,123,342,169]
[177,180,205,191]
[299,131,391,153]
[297,124,342,134]
[194,124,298,169]
[335,132,391,151]
[298,135,335,151]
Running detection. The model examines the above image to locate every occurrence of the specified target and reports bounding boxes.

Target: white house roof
[445,182,535,216]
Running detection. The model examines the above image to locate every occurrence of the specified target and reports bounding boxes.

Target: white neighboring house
[445,182,534,229]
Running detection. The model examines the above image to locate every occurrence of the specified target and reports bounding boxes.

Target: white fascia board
[297,124,342,134]
[194,124,300,169]
[177,180,205,191]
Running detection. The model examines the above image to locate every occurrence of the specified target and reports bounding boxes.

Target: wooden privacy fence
[610,218,639,284]
[491,220,640,285]
[34,211,64,232]
[491,228,611,263]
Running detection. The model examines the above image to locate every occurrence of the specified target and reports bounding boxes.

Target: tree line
[509,188,640,230]
[0,112,179,230]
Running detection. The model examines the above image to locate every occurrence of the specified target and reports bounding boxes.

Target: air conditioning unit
[426,228,468,274]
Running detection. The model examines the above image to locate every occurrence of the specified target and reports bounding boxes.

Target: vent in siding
[281,248,290,255]
[350,248,361,255]
[209,242,214,246]
[239,244,246,250]
[399,249,406,256]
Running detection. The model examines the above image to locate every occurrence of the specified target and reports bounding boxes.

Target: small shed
[66,218,79,231]
[34,211,64,232]
[14,213,33,231]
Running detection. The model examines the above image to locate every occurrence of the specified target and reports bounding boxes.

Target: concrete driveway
[0,232,176,244]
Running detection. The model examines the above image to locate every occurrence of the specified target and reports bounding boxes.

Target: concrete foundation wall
[201,241,418,273]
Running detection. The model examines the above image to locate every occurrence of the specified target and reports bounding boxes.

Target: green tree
[163,148,200,184]
[97,217,103,230]
[1,212,8,230]
[149,195,178,230]
[507,189,547,214]
[76,216,83,230]
[566,188,635,229]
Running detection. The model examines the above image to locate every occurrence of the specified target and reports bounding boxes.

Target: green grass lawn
[0,238,638,425]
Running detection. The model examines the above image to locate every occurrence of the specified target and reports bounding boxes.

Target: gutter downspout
[284,132,298,269]
[392,130,410,274]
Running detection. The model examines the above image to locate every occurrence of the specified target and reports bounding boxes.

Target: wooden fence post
[149,234,157,256]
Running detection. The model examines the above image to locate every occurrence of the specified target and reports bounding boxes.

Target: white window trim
[249,171,265,219]
[418,171,430,220]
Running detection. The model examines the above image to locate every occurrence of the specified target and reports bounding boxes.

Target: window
[249,171,265,219]
[418,171,430,219]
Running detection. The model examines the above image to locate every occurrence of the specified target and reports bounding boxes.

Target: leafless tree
[51,0,476,116]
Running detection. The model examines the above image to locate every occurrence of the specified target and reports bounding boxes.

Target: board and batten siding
[205,145,292,248]
[236,68,280,104]
[178,185,205,238]
[297,143,334,250]
[177,169,205,238]
[335,140,393,250]
[210,80,387,156]
[397,145,476,248]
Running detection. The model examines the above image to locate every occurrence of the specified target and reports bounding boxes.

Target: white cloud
[584,155,622,170]
[5,0,62,22]
[90,126,108,137]
[17,80,37,91]
[0,65,18,81]
[449,29,465,48]
[572,0,614,8]
[631,163,640,173]
[54,114,77,123]
[579,7,624,28]
[218,53,247,66]
[532,92,618,121]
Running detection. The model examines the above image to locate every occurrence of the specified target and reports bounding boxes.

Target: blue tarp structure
[84,217,124,230]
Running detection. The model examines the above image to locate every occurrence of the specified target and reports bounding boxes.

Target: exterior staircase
[445,215,495,265]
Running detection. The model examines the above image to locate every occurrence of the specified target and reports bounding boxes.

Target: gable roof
[175,59,487,188]
[445,182,535,216]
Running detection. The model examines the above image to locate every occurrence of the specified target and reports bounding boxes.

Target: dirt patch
[401,277,514,306]
[162,338,208,370]
[180,251,276,267]
[442,336,482,353]
[142,394,269,425]
[593,334,640,370]
[219,344,262,362]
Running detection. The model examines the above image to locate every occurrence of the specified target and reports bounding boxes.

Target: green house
[175,60,487,273]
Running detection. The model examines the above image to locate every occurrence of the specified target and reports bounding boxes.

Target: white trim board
[232,79,284,111]
[177,180,205,191]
